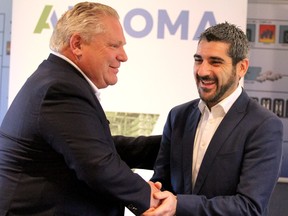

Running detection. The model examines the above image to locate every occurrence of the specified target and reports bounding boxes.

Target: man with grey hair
[0,2,163,215]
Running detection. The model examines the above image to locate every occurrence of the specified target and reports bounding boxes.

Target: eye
[194,57,203,64]
[211,60,224,67]
[108,42,120,48]
[110,44,119,48]
[211,60,221,64]
[209,57,225,66]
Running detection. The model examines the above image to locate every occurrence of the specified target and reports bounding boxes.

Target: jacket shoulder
[170,99,200,115]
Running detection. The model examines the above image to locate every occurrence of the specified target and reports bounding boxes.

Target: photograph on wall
[106,112,159,136]
[258,24,276,43]
[246,2,288,178]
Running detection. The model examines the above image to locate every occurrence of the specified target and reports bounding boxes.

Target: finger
[141,207,157,216]
[153,191,170,200]
[143,203,169,216]
[154,181,162,190]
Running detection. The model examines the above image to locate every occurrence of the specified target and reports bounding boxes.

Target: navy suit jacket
[0,54,157,216]
[151,90,283,216]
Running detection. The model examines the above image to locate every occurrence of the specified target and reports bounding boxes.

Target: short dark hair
[199,22,249,65]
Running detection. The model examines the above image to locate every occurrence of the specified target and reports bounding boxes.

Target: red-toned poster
[259,24,276,43]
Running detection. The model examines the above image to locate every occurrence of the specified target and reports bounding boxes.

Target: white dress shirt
[192,85,242,188]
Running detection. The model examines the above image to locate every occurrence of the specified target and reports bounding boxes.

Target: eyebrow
[193,54,225,62]
[116,39,126,46]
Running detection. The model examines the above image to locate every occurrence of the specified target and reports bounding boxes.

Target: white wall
[10,0,248,133]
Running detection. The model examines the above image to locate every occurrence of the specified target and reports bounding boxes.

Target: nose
[117,47,128,62]
[195,61,210,77]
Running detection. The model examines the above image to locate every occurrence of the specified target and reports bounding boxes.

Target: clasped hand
[143,181,177,216]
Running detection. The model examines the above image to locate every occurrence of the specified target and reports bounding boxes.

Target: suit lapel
[182,106,201,194]
[193,91,249,194]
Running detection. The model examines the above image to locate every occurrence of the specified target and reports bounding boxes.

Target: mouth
[110,66,119,73]
[198,77,216,88]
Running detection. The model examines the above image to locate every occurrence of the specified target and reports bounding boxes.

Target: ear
[237,58,249,79]
[70,33,83,56]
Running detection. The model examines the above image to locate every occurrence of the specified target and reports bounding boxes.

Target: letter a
[34,5,53,33]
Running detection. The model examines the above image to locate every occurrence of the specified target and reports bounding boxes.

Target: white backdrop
[10,0,248,134]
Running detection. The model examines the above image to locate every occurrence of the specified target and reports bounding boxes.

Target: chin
[109,80,118,86]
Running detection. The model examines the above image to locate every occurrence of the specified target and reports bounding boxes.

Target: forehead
[101,16,126,41]
[196,40,230,59]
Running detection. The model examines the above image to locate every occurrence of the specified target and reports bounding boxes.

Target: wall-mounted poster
[259,24,276,43]
[246,2,288,178]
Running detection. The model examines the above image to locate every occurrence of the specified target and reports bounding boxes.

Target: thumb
[153,191,170,200]
[154,181,162,190]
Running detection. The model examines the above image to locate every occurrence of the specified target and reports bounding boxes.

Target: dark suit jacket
[151,90,283,216]
[0,54,159,216]
[114,135,160,170]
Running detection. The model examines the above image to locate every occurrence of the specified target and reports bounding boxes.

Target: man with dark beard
[142,22,283,216]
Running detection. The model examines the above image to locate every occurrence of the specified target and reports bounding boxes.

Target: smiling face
[193,40,248,109]
[68,16,128,89]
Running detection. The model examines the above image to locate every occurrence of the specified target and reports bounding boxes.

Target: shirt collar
[198,84,242,114]
[51,52,101,101]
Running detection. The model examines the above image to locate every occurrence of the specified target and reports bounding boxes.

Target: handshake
[142,181,177,216]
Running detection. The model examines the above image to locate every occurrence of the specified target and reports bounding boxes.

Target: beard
[197,66,237,106]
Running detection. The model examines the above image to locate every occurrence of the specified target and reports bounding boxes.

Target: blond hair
[49,2,119,52]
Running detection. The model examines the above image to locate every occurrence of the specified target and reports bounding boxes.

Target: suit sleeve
[151,100,283,215]
[114,135,161,170]
[37,81,151,215]
[176,115,283,216]
[150,109,174,192]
